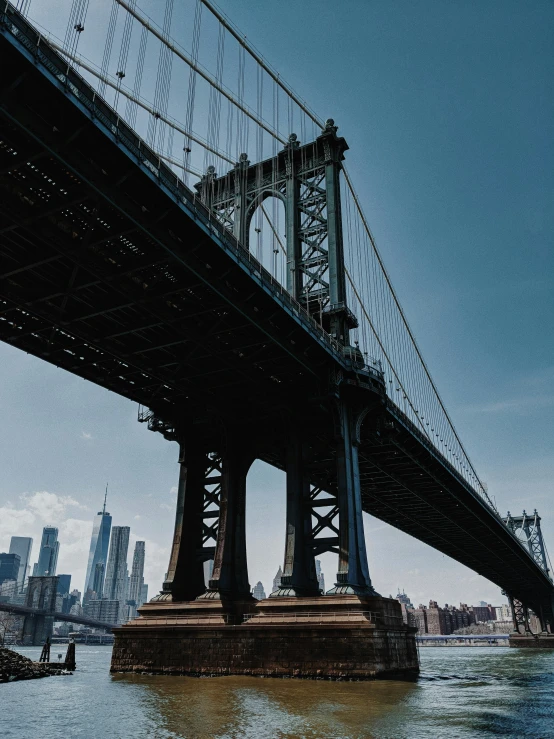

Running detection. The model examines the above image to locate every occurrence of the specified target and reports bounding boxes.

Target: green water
[2,645,553,738]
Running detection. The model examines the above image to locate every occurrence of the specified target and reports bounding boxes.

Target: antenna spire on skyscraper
[103,483,108,515]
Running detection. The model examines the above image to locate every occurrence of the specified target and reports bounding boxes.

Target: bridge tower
[113,121,417,678]
[22,576,58,646]
[504,510,553,635]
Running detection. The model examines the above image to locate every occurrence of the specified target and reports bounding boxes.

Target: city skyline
[0,495,150,629]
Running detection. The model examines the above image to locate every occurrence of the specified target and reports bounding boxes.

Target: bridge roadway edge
[110,595,419,680]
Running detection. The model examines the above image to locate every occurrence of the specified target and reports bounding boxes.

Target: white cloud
[169,486,178,496]
[159,503,172,511]
[0,492,93,593]
[134,514,142,520]
[22,491,87,522]
[80,431,93,440]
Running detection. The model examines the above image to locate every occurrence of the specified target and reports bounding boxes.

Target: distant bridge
[416,634,509,644]
[0,601,115,631]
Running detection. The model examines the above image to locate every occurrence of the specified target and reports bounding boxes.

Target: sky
[0,0,553,609]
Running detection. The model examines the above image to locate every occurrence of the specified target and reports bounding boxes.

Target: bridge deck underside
[0,26,337,425]
[1,13,552,623]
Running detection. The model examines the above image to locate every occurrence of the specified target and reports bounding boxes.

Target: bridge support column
[271,432,320,597]
[328,400,377,596]
[159,438,210,602]
[199,438,254,602]
[509,595,532,635]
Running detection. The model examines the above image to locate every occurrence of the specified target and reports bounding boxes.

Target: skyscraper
[0,553,20,586]
[84,487,112,597]
[9,536,33,590]
[139,583,148,607]
[33,527,59,576]
[57,574,72,596]
[103,526,130,623]
[92,563,105,597]
[127,541,145,619]
[315,559,325,594]
[272,566,282,593]
[252,581,266,600]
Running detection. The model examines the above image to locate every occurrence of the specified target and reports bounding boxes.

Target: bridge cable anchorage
[47,41,235,166]
[114,0,287,145]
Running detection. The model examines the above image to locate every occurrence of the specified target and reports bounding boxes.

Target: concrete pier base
[509,633,554,648]
[111,595,419,680]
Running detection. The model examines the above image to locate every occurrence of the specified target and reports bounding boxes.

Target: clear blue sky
[0,0,552,607]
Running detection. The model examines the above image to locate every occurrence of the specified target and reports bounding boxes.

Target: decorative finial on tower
[287,133,299,148]
[323,118,338,134]
[206,165,216,175]
[239,152,249,162]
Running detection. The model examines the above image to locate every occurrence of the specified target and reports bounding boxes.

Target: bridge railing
[2,3,384,374]
[385,397,499,512]
[126,614,233,626]
[242,611,405,626]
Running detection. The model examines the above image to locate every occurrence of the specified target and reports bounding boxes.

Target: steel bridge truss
[195,124,358,341]
[504,511,550,577]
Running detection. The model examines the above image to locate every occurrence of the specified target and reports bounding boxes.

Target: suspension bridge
[1,1,552,675]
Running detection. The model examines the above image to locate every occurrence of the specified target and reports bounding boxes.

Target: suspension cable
[114,0,287,145]
[199,0,323,129]
[49,41,235,165]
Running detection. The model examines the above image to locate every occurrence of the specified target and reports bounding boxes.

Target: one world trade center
[84,486,112,597]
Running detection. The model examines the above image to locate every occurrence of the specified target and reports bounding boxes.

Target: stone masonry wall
[111,624,419,679]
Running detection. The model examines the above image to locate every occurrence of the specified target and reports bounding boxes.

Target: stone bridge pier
[22,576,59,646]
[111,123,418,679]
[111,392,419,679]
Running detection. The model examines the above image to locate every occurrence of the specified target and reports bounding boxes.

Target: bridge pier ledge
[111,594,418,679]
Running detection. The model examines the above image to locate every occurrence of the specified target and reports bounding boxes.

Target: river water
[2,645,553,738]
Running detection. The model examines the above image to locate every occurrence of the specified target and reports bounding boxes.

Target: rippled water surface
[3,645,554,738]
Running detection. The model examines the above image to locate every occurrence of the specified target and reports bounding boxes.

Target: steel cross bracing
[201,452,223,561]
[504,511,551,577]
[1,4,553,624]
[196,129,354,329]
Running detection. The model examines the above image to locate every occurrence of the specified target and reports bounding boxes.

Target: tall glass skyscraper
[103,526,130,623]
[9,536,33,590]
[127,541,145,619]
[84,488,112,597]
[33,527,59,576]
[128,541,145,604]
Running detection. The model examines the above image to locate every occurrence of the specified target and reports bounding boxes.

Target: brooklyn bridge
[0,1,552,676]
